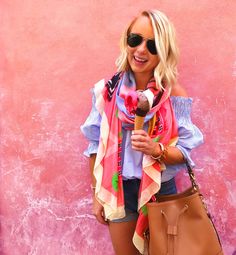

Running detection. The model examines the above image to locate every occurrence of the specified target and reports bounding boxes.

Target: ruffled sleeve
[80,89,101,157]
[171,96,204,166]
[162,96,204,182]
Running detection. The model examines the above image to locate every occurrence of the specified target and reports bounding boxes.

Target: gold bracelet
[151,143,165,160]
[151,143,168,162]
[90,184,96,191]
[161,145,168,161]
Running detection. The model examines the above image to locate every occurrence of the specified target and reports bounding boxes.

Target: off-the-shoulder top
[81,89,204,182]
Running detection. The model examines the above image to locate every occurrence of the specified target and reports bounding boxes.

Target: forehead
[130,15,154,38]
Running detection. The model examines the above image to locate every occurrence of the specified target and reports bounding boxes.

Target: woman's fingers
[131,130,149,141]
[131,131,148,144]
[131,130,156,155]
[93,197,108,225]
[131,131,149,146]
[132,129,146,135]
[95,211,108,225]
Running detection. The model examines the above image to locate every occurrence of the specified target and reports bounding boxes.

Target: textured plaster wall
[0,0,235,254]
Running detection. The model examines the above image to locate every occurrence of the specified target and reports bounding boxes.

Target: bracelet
[90,184,96,191]
[151,143,164,160]
[151,143,168,161]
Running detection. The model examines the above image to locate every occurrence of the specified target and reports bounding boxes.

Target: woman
[81,9,203,255]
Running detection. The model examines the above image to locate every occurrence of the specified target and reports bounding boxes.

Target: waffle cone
[134,115,145,130]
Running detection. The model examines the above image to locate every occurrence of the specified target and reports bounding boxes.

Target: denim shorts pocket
[159,178,177,195]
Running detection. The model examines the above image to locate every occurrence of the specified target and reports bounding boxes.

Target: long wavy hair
[115,10,179,91]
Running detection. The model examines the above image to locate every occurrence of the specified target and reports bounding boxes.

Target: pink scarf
[93,72,178,254]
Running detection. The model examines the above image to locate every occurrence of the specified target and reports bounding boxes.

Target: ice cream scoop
[124,89,155,129]
[135,90,155,130]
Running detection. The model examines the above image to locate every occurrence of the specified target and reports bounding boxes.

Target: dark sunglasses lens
[147,40,157,55]
[127,34,143,47]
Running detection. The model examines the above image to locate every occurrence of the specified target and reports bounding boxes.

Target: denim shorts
[111,178,177,223]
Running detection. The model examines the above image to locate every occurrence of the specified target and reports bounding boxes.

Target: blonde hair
[115,10,179,90]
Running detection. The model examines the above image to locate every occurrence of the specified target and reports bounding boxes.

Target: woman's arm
[89,153,97,188]
[131,130,185,164]
[89,154,108,225]
[170,83,188,98]
[131,83,188,165]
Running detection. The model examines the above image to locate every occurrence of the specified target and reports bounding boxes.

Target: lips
[134,55,148,63]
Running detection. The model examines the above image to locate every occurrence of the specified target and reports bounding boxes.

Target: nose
[136,40,148,53]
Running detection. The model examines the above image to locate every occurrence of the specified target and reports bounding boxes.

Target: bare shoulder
[171,83,188,97]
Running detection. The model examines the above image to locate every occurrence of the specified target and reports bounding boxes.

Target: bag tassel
[161,205,188,255]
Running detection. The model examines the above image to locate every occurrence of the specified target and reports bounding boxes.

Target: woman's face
[127,15,159,79]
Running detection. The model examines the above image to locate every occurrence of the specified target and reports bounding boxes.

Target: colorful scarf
[93,71,178,254]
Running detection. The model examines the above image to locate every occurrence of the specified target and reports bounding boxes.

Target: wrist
[151,143,167,160]
[90,184,96,192]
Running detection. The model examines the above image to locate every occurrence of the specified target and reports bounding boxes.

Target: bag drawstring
[161,205,188,255]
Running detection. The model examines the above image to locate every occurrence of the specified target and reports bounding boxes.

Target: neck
[134,72,153,90]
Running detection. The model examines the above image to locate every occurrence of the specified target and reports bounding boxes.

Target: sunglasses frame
[127,33,157,55]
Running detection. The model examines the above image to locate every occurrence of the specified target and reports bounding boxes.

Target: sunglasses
[127,33,157,55]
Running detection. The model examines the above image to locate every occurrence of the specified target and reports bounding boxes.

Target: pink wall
[0,1,235,254]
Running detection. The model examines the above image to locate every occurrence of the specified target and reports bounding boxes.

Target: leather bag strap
[185,160,200,191]
[185,161,223,247]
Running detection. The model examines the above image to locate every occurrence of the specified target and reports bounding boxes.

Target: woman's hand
[131,129,160,156]
[92,195,108,225]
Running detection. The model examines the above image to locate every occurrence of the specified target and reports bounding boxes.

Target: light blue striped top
[80,90,204,182]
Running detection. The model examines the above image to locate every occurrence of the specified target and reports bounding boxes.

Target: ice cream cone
[134,115,145,130]
[133,90,155,130]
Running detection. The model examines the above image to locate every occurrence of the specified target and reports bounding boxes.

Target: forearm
[166,146,185,165]
[89,153,97,187]
[151,141,185,165]
[131,130,185,165]
[89,153,107,224]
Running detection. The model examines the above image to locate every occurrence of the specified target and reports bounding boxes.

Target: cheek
[127,47,135,57]
[149,56,159,68]
[127,47,135,63]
